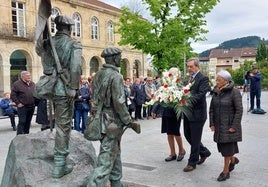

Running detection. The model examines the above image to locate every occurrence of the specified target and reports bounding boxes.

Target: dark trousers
[135,104,142,119]
[17,106,35,135]
[74,109,88,134]
[183,117,210,166]
[250,89,261,109]
[7,113,16,127]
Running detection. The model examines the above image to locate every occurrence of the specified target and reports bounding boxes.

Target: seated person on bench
[0,92,17,131]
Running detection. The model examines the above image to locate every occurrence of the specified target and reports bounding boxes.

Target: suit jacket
[187,71,211,122]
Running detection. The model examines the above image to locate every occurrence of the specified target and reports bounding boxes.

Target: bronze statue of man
[88,47,140,187]
[36,15,82,178]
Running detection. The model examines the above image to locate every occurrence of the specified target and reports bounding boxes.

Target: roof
[79,0,121,12]
[209,47,256,58]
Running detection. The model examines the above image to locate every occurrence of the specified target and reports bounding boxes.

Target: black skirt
[161,116,182,136]
[217,142,239,157]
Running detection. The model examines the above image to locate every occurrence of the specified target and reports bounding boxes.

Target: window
[107,21,114,42]
[11,1,26,37]
[72,13,81,37]
[91,17,99,40]
[51,8,60,34]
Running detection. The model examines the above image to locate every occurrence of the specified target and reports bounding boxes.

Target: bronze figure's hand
[128,121,141,134]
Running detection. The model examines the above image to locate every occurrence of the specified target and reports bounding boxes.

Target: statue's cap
[54,15,75,26]
[101,47,122,57]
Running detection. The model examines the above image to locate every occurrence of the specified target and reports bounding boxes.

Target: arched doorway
[10,50,27,87]
[89,56,99,75]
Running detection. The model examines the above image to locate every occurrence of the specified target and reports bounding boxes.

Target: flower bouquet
[144,68,193,119]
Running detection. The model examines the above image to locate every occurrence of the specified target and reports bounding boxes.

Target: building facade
[0,0,146,96]
[199,47,256,83]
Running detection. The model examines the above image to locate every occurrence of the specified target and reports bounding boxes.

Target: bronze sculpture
[35,14,82,178]
[88,47,140,187]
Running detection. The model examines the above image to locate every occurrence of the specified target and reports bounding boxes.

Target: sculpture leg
[52,155,73,178]
[87,136,120,187]
[53,96,74,178]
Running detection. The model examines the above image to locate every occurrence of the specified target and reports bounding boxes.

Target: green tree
[256,39,267,62]
[117,0,219,74]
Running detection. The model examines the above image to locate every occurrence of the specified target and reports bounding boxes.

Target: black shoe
[229,157,239,172]
[177,150,186,161]
[183,165,196,172]
[41,125,50,131]
[197,152,211,165]
[217,172,230,181]
[12,126,17,131]
[165,155,176,162]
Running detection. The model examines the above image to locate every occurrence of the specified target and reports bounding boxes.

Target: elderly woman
[209,70,243,182]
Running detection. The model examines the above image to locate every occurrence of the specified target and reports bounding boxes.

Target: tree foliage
[256,39,268,62]
[117,0,219,74]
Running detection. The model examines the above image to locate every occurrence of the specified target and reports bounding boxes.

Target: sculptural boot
[52,155,73,178]
[110,180,126,187]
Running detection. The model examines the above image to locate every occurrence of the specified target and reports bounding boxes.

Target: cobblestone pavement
[1,91,268,187]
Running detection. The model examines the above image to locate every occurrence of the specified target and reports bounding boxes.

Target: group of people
[150,58,243,183]
[123,75,159,121]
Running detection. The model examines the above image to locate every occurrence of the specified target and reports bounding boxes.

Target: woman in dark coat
[209,70,243,182]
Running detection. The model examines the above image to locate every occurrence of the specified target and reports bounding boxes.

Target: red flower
[176,78,180,83]
[168,73,172,77]
[163,84,168,88]
[183,89,189,94]
[151,93,155,98]
[180,99,186,105]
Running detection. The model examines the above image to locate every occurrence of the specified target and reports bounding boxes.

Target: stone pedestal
[0,130,97,187]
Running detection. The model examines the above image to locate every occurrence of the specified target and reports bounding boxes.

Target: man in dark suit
[183,58,211,172]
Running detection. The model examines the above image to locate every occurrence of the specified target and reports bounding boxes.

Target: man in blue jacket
[248,66,263,112]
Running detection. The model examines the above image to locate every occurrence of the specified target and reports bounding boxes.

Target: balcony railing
[0,23,35,41]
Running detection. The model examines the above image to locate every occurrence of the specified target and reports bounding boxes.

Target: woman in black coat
[209,70,243,182]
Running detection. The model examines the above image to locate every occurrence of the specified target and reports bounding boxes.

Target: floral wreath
[144,68,193,119]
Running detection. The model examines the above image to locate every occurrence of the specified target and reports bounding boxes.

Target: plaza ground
[0,91,268,187]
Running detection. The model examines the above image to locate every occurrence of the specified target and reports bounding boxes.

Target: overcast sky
[101,0,268,53]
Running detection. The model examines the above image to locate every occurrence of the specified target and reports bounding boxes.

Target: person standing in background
[74,75,90,134]
[11,71,35,135]
[209,70,243,181]
[132,78,146,120]
[183,58,211,172]
[248,66,263,113]
[144,77,156,119]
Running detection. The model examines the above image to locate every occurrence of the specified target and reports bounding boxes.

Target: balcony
[0,23,35,42]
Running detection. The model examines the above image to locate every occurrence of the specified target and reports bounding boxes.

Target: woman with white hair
[209,70,243,181]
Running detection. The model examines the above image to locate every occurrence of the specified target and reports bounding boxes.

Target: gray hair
[217,70,231,81]
[20,71,30,78]
[187,57,200,67]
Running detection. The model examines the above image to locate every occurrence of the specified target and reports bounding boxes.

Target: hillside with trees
[199,36,268,57]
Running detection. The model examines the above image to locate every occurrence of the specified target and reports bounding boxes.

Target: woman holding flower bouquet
[152,105,186,162]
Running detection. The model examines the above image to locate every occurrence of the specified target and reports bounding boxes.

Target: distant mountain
[199,36,268,57]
